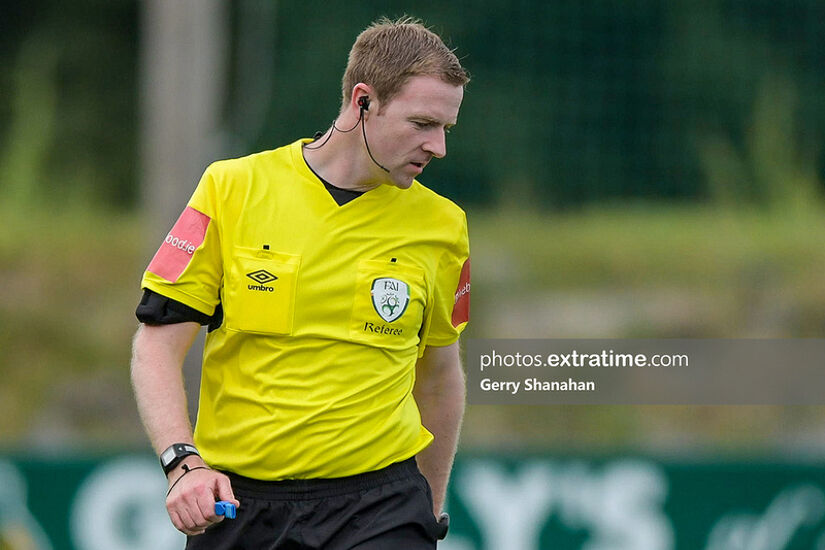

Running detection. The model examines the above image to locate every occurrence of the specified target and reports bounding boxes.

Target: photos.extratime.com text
[479,349,689,371]
[467,339,825,405]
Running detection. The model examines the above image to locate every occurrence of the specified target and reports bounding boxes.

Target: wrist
[165,461,212,498]
[166,454,207,481]
[159,442,201,476]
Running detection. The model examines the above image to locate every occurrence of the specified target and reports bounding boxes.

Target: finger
[169,493,207,536]
[195,490,221,524]
[216,475,241,508]
[188,496,214,531]
[179,501,205,534]
[169,509,186,534]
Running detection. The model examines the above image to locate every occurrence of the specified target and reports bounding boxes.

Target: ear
[351,83,377,116]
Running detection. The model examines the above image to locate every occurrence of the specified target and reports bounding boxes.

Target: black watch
[160,443,200,475]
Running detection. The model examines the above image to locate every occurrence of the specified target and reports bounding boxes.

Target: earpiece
[307,94,388,173]
[306,97,369,150]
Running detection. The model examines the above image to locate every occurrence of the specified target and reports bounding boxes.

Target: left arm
[413,341,465,516]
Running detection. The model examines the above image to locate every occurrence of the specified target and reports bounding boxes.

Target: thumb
[215,474,240,508]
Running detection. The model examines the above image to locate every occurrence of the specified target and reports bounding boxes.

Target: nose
[423,128,447,159]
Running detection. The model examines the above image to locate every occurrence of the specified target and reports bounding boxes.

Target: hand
[165,457,240,536]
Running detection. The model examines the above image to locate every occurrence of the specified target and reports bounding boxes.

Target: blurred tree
[2,0,825,209]
[0,0,139,208]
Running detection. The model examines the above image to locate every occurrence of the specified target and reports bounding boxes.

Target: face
[363,75,464,189]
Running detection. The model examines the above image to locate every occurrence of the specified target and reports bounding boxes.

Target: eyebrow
[409,115,457,127]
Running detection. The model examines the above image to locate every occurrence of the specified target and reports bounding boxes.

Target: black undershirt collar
[301,149,365,207]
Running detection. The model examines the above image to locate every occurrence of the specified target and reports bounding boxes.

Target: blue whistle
[215,501,236,519]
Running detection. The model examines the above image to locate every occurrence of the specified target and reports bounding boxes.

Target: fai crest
[371,277,410,323]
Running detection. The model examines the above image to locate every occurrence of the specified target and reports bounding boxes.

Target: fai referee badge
[371,278,409,323]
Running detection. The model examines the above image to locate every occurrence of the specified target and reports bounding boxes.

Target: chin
[388,176,415,190]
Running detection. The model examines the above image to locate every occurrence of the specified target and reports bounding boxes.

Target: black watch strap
[160,443,200,475]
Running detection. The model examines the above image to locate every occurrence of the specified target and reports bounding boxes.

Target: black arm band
[136,289,221,328]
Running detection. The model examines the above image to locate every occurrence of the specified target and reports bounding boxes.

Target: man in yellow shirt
[131,16,470,549]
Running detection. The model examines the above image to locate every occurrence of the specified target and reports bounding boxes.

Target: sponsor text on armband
[147,206,211,282]
[451,258,470,327]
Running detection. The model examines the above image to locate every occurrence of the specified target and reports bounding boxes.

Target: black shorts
[185,458,447,550]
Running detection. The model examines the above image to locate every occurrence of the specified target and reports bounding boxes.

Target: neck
[302,118,388,192]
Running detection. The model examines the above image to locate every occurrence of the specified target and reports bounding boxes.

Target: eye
[411,120,429,129]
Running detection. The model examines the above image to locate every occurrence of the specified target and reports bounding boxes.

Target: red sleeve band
[147,206,211,283]
[451,258,470,327]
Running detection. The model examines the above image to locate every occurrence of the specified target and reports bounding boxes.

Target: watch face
[161,447,176,466]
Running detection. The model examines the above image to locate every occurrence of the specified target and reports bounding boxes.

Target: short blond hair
[341,16,469,110]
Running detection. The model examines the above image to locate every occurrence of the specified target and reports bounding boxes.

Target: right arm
[130,322,239,535]
[131,322,200,455]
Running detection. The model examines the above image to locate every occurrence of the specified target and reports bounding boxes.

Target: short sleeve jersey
[141,139,470,480]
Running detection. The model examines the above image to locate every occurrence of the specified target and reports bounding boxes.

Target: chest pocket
[224,247,301,335]
[349,259,427,350]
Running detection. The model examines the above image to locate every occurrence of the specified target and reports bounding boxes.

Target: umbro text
[247,284,274,292]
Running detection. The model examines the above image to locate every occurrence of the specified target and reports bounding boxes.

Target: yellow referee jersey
[141,139,470,480]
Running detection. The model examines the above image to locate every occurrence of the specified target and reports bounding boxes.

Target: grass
[464,202,825,453]
[470,201,825,291]
[2,199,824,453]
[467,202,825,338]
[0,201,147,446]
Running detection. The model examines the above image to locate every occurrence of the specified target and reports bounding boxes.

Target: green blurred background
[2,0,825,465]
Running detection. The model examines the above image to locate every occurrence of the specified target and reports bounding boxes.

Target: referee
[131,16,470,549]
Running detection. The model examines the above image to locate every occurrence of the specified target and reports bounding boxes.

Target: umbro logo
[247,270,278,284]
[246,270,278,292]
